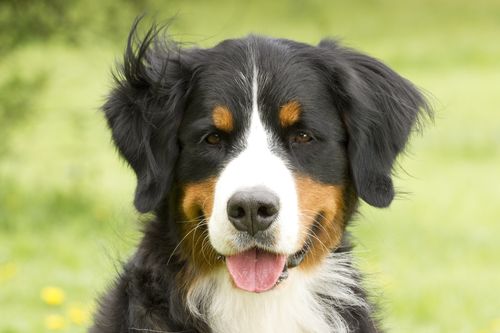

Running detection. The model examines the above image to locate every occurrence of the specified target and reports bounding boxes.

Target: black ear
[103,21,190,213]
[318,39,431,208]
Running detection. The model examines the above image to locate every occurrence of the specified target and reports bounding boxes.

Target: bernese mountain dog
[90,20,430,333]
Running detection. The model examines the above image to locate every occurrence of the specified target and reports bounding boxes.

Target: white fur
[208,64,300,255]
[187,253,369,333]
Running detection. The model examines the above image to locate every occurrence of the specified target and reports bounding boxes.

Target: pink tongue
[226,248,287,293]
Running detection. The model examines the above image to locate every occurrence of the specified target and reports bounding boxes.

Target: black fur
[316,39,430,207]
[92,19,430,333]
[103,23,191,213]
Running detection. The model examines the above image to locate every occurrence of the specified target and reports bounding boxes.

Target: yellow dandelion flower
[45,314,66,330]
[41,286,65,306]
[67,304,90,326]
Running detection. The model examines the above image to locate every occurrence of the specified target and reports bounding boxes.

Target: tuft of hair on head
[103,16,190,213]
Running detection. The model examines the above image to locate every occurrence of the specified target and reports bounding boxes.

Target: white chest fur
[186,254,368,333]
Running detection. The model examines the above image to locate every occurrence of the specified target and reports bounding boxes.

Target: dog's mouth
[214,212,321,293]
[218,245,308,293]
[225,248,286,293]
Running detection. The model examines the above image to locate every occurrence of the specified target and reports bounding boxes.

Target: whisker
[299,210,334,242]
[191,220,200,264]
[129,328,190,333]
[200,231,213,266]
[175,215,206,224]
[191,220,210,264]
[167,222,206,265]
[200,196,210,212]
[301,209,331,223]
[300,228,330,254]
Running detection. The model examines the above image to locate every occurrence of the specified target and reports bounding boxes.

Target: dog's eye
[205,133,222,145]
[291,132,313,144]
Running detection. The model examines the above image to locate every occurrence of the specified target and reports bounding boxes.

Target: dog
[90,20,430,333]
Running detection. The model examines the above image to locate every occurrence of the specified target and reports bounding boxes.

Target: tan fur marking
[279,101,302,127]
[179,178,220,275]
[294,175,345,270]
[212,105,234,132]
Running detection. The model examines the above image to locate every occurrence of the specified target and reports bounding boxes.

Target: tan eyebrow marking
[279,101,302,127]
[212,105,234,132]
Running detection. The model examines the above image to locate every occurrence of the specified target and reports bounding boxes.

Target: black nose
[227,188,280,236]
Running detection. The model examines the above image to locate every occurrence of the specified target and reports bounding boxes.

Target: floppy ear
[103,22,190,213]
[318,39,431,208]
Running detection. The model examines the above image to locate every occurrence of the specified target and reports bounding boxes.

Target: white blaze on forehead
[208,64,301,255]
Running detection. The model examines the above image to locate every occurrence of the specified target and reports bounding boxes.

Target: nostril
[257,204,278,218]
[227,196,251,233]
[229,206,246,219]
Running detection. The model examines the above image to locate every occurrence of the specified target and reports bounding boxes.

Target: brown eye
[292,132,313,144]
[205,133,222,145]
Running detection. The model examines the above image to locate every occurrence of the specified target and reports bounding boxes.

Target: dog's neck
[185,253,368,333]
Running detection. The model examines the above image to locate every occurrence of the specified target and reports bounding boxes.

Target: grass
[1,0,499,332]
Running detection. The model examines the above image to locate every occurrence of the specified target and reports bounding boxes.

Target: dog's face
[176,44,349,291]
[104,24,428,293]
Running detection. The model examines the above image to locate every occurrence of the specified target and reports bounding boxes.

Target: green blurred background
[1,0,499,332]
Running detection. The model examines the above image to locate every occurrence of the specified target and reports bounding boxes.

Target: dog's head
[103,22,429,293]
